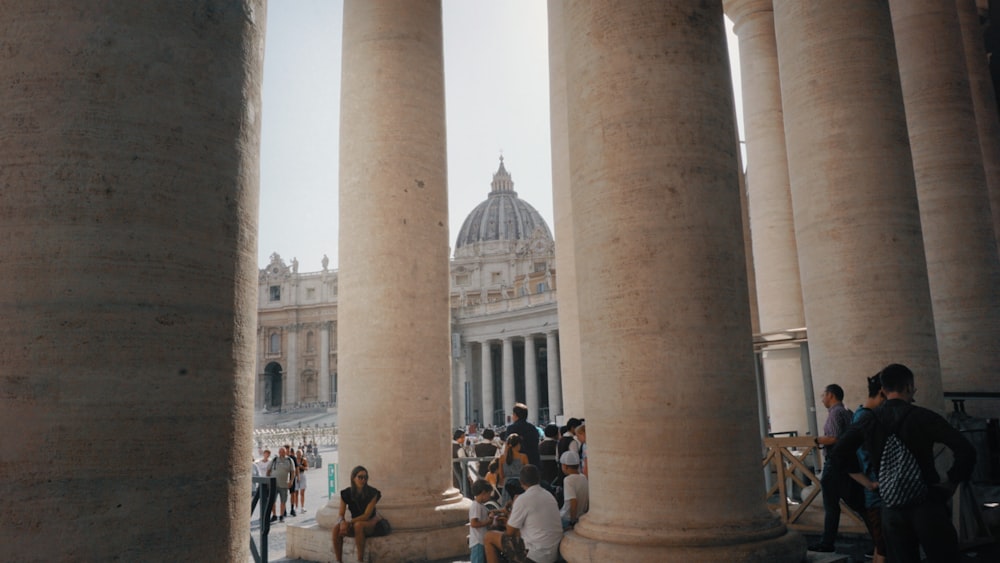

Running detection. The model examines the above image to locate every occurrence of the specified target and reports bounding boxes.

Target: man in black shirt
[507,403,540,467]
[832,364,976,563]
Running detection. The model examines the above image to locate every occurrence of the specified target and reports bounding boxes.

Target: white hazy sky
[258,1,742,272]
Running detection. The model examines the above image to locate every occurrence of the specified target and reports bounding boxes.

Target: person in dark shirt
[832,364,976,563]
[474,428,500,478]
[332,465,390,563]
[539,424,560,485]
[506,403,540,467]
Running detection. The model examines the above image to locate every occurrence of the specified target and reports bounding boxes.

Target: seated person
[483,465,563,563]
[558,450,589,529]
[332,466,391,563]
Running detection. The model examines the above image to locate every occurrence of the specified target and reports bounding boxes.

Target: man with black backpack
[833,363,976,563]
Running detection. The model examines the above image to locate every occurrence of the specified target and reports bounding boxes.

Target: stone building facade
[255,158,563,427]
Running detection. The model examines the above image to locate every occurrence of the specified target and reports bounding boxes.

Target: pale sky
[258,1,742,272]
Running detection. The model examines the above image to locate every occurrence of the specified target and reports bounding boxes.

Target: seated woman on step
[332,465,391,563]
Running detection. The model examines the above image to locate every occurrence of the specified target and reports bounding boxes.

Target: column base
[288,518,472,562]
[560,525,806,563]
[309,494,472,562]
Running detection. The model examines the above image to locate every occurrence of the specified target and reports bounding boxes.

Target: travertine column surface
[889,0,1000,404]
[524,335,539,422]
[318,1,469,559]
[725,0,809,434]
[773,1,945,411]
[546,330,563,419]
[547,0,585,418]
[957,0,1000,253]
[0,2,265,560]
[481,341,495,425]
[726,0,804,333]
[559,2,804,561]
[320,322,331,402]
[502,336,515,416]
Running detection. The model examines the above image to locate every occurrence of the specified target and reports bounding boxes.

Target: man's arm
[930,413,977,485]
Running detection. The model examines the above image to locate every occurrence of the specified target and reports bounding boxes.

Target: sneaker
[290,509,297,517]
[864,548,874,559]
[269,515,277,523]
[279,516,284,523]
[807,543,834,553]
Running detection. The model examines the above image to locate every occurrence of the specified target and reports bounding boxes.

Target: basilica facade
[255,157,562,427]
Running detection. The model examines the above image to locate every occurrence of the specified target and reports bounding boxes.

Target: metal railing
[250,476,278,563]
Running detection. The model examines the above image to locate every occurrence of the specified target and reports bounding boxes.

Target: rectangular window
[537,282,548,294]
[306,287,316,300]
[455,274,469,286]
[491,272,502,284]
[269,285,281,301]
[534,261,547,273]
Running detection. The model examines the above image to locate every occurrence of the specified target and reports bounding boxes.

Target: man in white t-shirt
[483,464,562,563]
[558,450,589,529]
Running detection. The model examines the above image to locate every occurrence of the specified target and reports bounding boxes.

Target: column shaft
[481,341,495,426]
[321,1,469,558]
[957,0,1000,253]
[547,0,585,417]
[559,2,802,560]
[0,3,265,560]
[502,336,515,420]
[524,335,539,423]
[725,0,810,436]
[546,331,563,420]
[773,0,944,409]
[889,0,1000,402]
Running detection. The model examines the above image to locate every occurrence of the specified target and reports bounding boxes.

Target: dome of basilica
[455,157,552,257]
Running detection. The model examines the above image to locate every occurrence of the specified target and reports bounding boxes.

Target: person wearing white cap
[559,450,589,530]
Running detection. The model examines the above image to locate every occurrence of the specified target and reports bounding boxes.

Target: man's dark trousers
[882,495,959,563]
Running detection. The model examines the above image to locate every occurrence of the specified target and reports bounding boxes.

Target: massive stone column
[524,335,539,422]
[547,0,585,417]
[558,2,804,561]
[0,3,264,561]
[889,0,1000,413]
[315,1,469,560]
[773,1,945,411]
[957,0,1000,253]
[725,0,810,436]
[546,330,563,420]
[502,336,515,417]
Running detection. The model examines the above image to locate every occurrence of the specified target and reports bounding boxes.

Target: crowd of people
[455,403,590,563]
[252,443,313,523]
[812,363,977,563]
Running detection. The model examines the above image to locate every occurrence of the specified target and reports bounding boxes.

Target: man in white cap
[559,450,589,529]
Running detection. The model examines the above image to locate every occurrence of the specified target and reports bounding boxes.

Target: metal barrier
[250,476,278,563]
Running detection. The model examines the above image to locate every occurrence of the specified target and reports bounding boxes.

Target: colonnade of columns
[6,1,999,561]
[469,331,563,427]
[725,0,1000,421]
